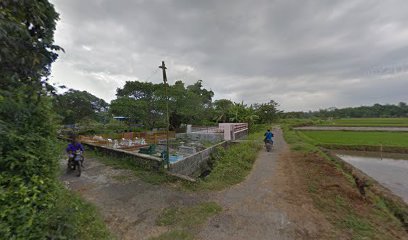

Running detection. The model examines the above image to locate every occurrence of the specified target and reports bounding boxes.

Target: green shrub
[1,1,65,238]
[44,186,113,240]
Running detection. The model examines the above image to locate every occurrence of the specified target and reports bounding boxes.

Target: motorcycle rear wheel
[76,161,81,177]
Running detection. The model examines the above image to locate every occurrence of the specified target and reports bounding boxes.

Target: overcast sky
[49,0,408,111]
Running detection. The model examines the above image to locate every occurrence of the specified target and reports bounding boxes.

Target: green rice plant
[318,118,408,127]
[300,131,408,148]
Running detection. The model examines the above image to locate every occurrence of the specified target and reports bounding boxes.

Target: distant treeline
[283,102,408,118]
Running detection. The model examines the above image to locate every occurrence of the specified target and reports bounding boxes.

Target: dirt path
[60,158,209,239]
[197,128,335,240]
[61,128,335,239]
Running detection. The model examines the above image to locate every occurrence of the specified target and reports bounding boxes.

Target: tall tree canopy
[111,80,214,129]
[0,1,61,238]
[53,89,109,124]
[112,81,166,128]
[254,100,281,124]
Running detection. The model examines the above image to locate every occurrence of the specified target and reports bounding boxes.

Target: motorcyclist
[66,135,84,168]
[264,129,274,145]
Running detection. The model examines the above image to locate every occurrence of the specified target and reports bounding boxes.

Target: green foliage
[153,202,221,240]
[338,215,374,239]
[44,186,113,240]
[156,202,222,228]
[254,100,281,124]
[111,80,214,129]
[190,131,264,191]
[0,1,64,238]
[299,130,408,148]
[111,80,281,128]
[213,99,234,122]
[112,81,164,128]
[282,102,408,119]
[213,100,258,124]
[53,89,109,124]
[317,117,408,127]
[247,123,268,134]
[281,125,318,153]
[0,0,61,92]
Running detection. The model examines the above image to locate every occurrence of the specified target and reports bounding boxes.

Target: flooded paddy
[336,152,408,204]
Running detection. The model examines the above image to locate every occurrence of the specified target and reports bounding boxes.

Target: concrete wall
[169,141,229,177]
[235,129,249,140]
[82,142,162,170]
[176,133,224,142]
[219,123,248,140]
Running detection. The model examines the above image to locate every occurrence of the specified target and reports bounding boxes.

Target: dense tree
[113,81,166,128]
[282,102,408,119]
[0,1,61,238]
[254,100,281,124]
[298,102,408,119]
[53,89,109,124]
[111,80,214,129]
[213,99,234,123]
[181,80,214,125]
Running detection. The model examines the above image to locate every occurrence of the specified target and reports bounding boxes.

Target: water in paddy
[337,153,408,204]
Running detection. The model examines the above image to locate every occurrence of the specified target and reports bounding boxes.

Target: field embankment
[282,123,408,239]
[297,130,408,153]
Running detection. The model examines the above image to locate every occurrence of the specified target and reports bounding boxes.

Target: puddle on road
[337,153,408,204]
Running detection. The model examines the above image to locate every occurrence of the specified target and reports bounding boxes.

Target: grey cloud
[50,0,408,111]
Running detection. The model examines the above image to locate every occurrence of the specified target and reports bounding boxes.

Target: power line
[144,68,160,82]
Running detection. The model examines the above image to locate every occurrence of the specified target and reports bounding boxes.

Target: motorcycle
[265,139,273,152]
[67,150,84,177]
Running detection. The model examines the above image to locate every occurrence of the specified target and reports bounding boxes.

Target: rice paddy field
[317,118,408,127]
[298,130,408,148]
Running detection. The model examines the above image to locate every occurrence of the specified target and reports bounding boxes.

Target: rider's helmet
[69,133,78,143]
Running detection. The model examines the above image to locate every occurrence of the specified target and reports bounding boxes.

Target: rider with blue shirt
[264,129,274,144]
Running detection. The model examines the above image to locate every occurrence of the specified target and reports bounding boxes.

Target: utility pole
[159,61,170,169]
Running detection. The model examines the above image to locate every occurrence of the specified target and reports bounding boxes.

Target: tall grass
[186,127,265,191]
[151,202,221,240]
[44,185,114,240]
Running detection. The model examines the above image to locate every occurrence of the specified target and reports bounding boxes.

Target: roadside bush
[0,1,99,238]
[0,92,60,239]
[44,186,113,240]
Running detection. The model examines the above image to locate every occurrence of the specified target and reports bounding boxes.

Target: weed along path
[197,128,335,240]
